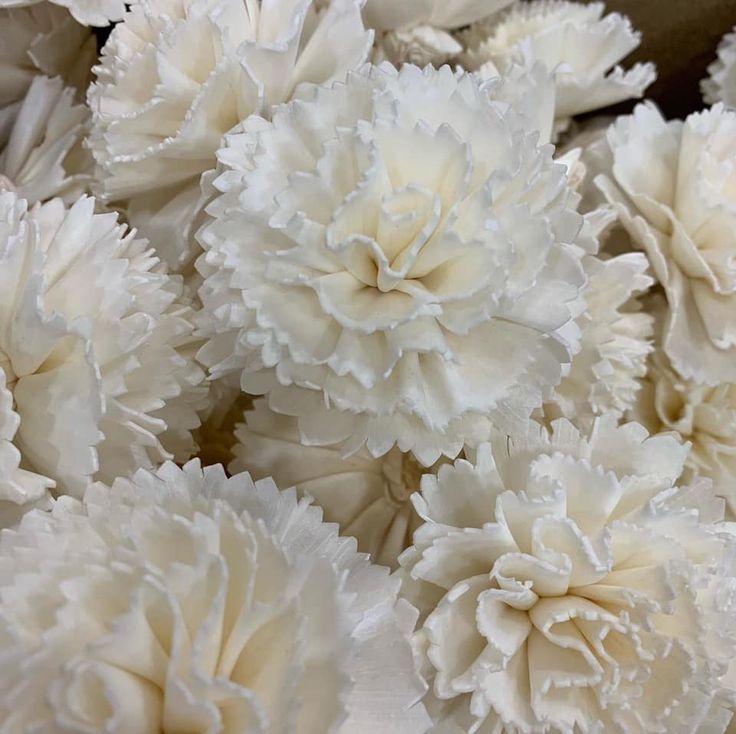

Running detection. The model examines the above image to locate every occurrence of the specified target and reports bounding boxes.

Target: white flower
[0,2,94,119]
[364,0,514,66]
[231,398,439,569]
[596,102,736,384]
[0,0,126,26]
[0,75,91,204]
[399,415,736,733]
[633,341,736,518]
[197,63,587,466]
[702,26,736,107]
[459,1,655,126]
[88,0,372,272]
[0,191,206,509]
[0,460,431,733]
[543,251,653,425]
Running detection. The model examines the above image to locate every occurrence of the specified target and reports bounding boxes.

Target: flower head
[197,63,587,466]
[459,1,655,127]
[88,0,372,271]
[400,415,736,733]
[596,103,736,384]
[0,191,206,510]
[702,26,736,107]
[0,460,430,733]
[231,398,439,569]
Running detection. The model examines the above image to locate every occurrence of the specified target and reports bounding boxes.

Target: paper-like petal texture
[231,398,439,569]
[702,26,736,107]
[459,1,655,127]
[399,415,736,733]
[0,191,206,516]
[197,63,588,466]
[596,102,736,384]
[88,0,372,271]
[0,460,431,733]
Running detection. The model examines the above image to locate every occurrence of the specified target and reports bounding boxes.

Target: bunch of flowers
[1,0,736,730]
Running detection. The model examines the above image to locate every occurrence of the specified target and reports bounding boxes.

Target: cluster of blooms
[1,0,736,730]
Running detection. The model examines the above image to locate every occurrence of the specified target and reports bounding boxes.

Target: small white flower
[0,75,92,204]
[0,191,206,514]
[364,0,514,66]
[459,1,655,128]
[231,398,439,569]
[0,0,126,26]
[197,63,588,466]
[0,460,431,733]
[596,102,736,384]
[88,0,372,272]
[702,26,736,107]
[400,415,736,733]
[0,2,95,116]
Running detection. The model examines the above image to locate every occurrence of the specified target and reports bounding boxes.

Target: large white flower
[399,416,736,733]
[459,1,655,127]
[231,398,438,569]
[0,75,91,204]
[0,2,94,121]
[88,0,372,272]
[364,0,513,66]
[0,460,431,733]
[0,0,125,26]
[702,26,736,107]
[543,251,653,425]
[634,342,736,518]
[196,63,587,466]
[596,102,736,384]
[0,191,206,513]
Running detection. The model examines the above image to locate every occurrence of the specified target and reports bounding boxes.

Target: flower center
[382,450,425,507]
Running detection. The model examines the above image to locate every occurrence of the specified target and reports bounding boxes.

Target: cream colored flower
[400,415,736,733]
[231,398,438,569]
[459,1,655,127]
[0,460,431,733]
[88,0,372,272]
[364,0,514,66]
[0,191,206,510]
[0,0,125,26]
[596,103,736,384]
[543,251,653,425]
[0,2,94,120]
[197,63,587,466]
[702,26,736,107]
[634,343,736,518]
[0,75,91,204]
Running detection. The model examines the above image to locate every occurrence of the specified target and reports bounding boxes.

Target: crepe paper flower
[230,398,444,569]
[702,26,736,107]
[364,0,514,67]
[543,252,654,426]
[399,415,736,733]
[0,191,206,503]
[459,1,655,128]
[596,102,736,385]
[196,63,587,466]
[0,2,95,121]
[87,0,372,273]
[633,334,736,519]
[0,75,92,204]
[0,460,431,733]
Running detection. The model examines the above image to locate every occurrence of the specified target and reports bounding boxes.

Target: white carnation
[197,63,587,466]
[596,102,736,384]
[88,0,372,272]
[0,191,206,514]
[231,398,440,569]
[459,1,655,127]
[364,0,513,66]
[400,415,736,733]
[634,343,736,518]
[0,460,431,733]
[702,26,736,107]
[0,2,94,117]
[0,75,91,204]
